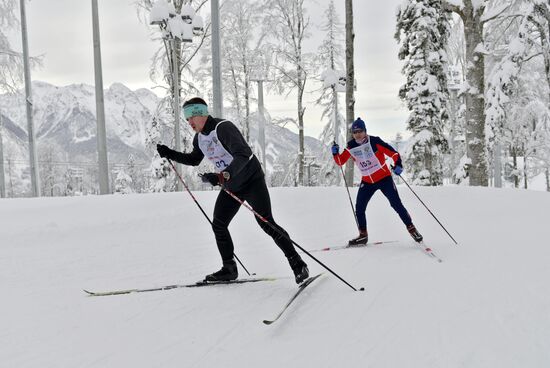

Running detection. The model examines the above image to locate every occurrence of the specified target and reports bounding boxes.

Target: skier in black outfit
[157,97,309,284]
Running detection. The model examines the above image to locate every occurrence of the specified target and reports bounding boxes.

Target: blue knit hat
[351,117,366,132]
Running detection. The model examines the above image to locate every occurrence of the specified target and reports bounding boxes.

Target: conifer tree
[396,0,451,185]
[114,169,134,194]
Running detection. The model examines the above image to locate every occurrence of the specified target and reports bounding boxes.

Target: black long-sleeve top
[170,115,263,191]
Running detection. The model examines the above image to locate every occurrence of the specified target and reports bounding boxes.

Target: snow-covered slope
[1,185,549,367]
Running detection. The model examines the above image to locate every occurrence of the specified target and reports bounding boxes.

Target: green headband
[183,104,209,120]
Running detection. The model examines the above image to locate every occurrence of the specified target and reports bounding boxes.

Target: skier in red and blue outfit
[332,117,423,246]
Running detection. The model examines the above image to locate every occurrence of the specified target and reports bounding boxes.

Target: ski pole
[167,159,253,275]
[396,172,459,245]
[219,184,364,292]
[334,141,360,229]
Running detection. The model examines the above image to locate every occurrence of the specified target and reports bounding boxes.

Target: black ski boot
[407,224,423,243]
[288,255,309,284]
[348,230,368,246]
[204,259,238,282]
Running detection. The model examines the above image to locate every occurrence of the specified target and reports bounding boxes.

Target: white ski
[263,273,323,325]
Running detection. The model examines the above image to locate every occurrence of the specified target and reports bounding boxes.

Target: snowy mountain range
[0,82,155,164]
[0,81,324,172]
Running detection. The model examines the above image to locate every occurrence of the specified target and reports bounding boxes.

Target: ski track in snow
[1,186,550,367]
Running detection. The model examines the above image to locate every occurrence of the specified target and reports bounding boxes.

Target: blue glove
[393,166,403,175]
[331,143,339,156]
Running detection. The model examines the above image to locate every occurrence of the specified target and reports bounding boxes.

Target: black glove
[201,172,223,186]
[157,144,175,160]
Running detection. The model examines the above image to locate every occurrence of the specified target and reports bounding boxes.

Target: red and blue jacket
[333,135,402,184]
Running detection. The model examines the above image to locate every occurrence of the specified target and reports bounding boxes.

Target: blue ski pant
[356,175,412,231]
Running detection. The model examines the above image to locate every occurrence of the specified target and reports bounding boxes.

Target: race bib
[198,120,234,172]
[348,141,383,176]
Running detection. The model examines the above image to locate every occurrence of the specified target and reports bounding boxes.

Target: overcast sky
[16,0,408,140]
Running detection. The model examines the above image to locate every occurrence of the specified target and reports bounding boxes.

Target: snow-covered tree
[126,154,139,193]
[114,169,134,194]
[0,0,41,93]
[4,147,17,197]
[486,6,530,139]
[442,0,514,186]
[396,0,451,186]
[527,1,549,104]
[447,19,467,75]
[444,16,472,184]
[448,0,490,186]
[215,0,268,141]
[444,65,467,183]
[263,0,315,185]
[136,0,209,174]
[151,157,173,192]
[501,98,548,188]
[137,0,208,94]
[315,0,345,186]
[485,0,550,189]
[38,142,65,197]
[146,116,172,192]
[62,167,75,196]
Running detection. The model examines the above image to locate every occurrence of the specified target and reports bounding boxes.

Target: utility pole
[252,79,266,171]
[149,0,204,192]
[172,38,182,191]
[333,86,339,140]
[91,0,110,194]
[20,0,40,197]
[344,0,355,186]
[210,0,223,117]
[169,37,183,192]
[494,139,502,188]
[332,86,341,186]
[0,113,5,198]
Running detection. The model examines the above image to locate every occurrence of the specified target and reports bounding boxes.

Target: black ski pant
[212,176,299,263]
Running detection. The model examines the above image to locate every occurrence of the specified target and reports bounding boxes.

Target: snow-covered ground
[1,185,549,367]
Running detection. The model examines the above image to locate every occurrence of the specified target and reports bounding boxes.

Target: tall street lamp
[91,0,110,195]
[210,0,223,117]
[20,0,40,197]
[0,112,5,198]
[149,0,204,191]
